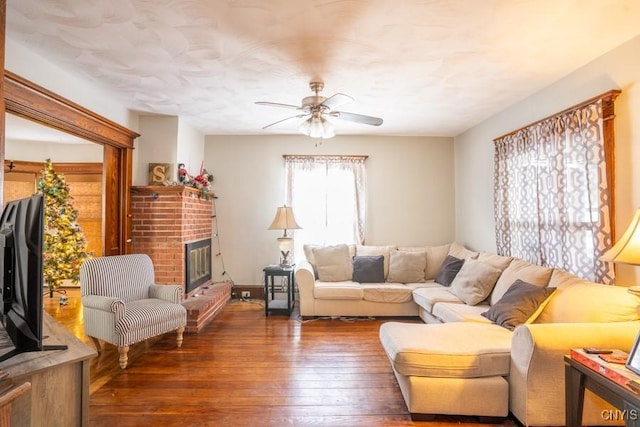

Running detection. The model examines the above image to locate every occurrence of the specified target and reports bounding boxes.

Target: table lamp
[268,205,301,266]
[601,208,640,291]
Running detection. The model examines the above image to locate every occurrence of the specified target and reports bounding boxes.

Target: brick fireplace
[130,185,231,333]
[130,185,213,294]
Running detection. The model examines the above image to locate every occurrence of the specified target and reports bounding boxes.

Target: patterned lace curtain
[494,94,618,283]
[284,155,367,260]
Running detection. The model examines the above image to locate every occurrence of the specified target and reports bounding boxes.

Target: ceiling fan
[255,81,383,139]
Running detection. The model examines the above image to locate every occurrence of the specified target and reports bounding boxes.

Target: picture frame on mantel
[148,163,172,185]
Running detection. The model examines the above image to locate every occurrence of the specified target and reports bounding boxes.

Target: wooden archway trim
[2,71,139,255]
[4,160,103,175]
[4,71,138,148]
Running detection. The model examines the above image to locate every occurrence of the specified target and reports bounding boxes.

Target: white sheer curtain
[284,155,366,261]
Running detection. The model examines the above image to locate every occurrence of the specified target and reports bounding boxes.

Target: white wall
[455,34,640,284]
[133,116,205,185]
[205,134,455,287]
[5,37,138,131]
[5,140,103,163]
[134,116,179,185]
[177,120,205,176]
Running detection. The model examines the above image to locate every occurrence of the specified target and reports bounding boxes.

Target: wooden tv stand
[0,313,96,427]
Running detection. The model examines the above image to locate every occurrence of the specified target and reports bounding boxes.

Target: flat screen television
[0,194,66,362]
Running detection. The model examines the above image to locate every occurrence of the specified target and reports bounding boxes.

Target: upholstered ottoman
[379,322,513,419]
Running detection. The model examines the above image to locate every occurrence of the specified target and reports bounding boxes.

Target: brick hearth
[182,282,232,333]
[130,185,230,332]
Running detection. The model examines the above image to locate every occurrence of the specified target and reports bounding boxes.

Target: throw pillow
[356,245,396,278]
[490,259,553,305]
[424,243,451,280]
[448,241,479,260]
[434,255,464,286]
[476,252,513,272]
[303,244,322,278]
[386,250,427,283]
[312,244,353,282]
[448,259,502,305]
[352,255,385,283]
[481,279,556,330]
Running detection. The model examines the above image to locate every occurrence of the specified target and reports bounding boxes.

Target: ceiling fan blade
[332,111,383,126]
[320,93,353,110]
[262,114,308,130]
[255,101,301,110]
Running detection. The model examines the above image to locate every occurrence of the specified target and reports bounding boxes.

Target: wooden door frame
[1,69,139,255]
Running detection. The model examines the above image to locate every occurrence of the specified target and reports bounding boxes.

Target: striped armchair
[80,254,187,369]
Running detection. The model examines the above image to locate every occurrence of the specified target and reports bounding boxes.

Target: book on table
[570,348,640,392]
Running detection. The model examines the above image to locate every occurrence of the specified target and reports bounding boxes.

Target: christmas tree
[37,159,91,296]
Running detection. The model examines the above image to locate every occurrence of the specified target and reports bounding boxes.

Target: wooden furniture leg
[118,346,129,369]
[176,327,185,348]
[90,337,102,352]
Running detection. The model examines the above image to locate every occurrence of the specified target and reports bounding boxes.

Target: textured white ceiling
[6,0,640,137]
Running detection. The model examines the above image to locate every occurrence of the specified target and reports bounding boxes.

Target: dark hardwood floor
[44,288,518,426]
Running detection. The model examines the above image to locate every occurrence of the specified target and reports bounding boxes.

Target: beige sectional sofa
[294,242,640,426]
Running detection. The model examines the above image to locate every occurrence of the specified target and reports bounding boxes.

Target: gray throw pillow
[352,255,385,283]
[434,255,464,286]
[482,279,556,330]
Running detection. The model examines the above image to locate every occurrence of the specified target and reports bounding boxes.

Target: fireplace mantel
[130,184,213,197]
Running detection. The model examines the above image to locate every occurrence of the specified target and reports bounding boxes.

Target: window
[284,155,367,260]
[493,91,619,283]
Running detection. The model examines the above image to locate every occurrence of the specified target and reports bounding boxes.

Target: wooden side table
[565,355,640,426]
[263,264,295,316]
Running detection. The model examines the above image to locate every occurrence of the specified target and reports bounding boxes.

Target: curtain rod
[282,154,368,160]
[493,89,621,142]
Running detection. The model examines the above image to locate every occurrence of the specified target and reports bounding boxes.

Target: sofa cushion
[413,286,464,313]
[490,259,553,305]
[448,259,502,305]
[545,268,589,288]
[535,272,640,323]
[304,244,355,278]
[361,283,414,303]
[448,241,479,260]
[432,302,493,323]
[356,245,396,278]
[424,244,452,280]
[303,244,321,277]
[379,322,513,378]
[482,279,556,330]
[312,244,353,282]
[387,250,427,283]
[477,252,513,272]
[405,282,442,291]
[435,255,464,286]
[313,281,363,300]
[352,255,385,283]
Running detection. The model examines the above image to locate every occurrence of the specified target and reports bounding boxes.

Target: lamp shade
[268,206,301,232]
[601,208,640,265]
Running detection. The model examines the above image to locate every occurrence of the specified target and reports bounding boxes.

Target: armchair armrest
[82,295,125,319]
[510,321,640,426]
[149,284,184,304]
[295,260,315,316]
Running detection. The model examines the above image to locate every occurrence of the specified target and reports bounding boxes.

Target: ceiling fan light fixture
[299,116,335,139]
[258,80,381,136]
